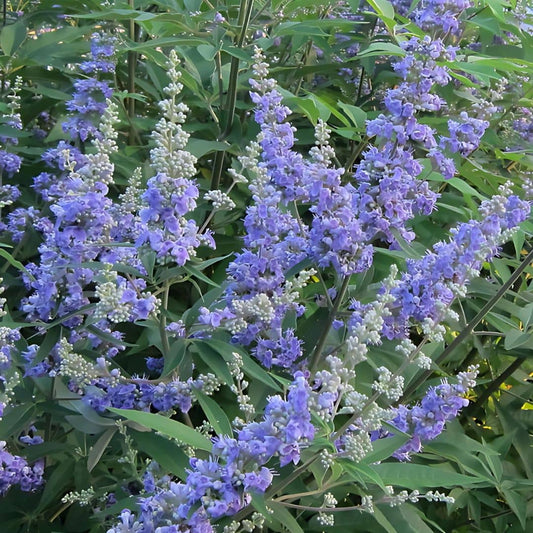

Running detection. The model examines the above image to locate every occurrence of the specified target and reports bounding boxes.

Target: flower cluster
[0,441,45,495]
[359,37,455,247]
[387,366,478,460]
[392,0,473,36]
[21,103,123,325]
[0,280,45,496]
[197,53,312,367]
[136,50,214,264]
[0,76,23,207]
[108,373,314,531]
[63,33,116,141]
[0,1,529,529]
[383,184,530,339]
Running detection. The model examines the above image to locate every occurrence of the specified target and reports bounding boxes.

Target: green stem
[128,0,137,144]
[465,356,525,417]
[334,337,428,439]
[309,276,351,373]
[224,0,253,137]
[401,246,533,402]
[159,281,170,357]
[344,136,370,175]
[273,501,364,512]
[210,0,254,192]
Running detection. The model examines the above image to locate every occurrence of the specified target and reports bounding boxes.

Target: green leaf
[265,501,305,533]
[132,430,189,479]
[202,339,281,390]
[197,44,217,61]
[337,101,367,128]
[504,329,533,351]
[0,248,35,281]
[186,138,230,158]
[86,325,135,347]
[195,390,233,436]
[109,408,212,451]
[501,486,527,530]
[182,264,220,288]
[373,463,485,489]
[278,89,320,124]
[363,433,410,465]
[37,459,76,512]
[64,415,110,434]
[518,302,533,330]
[162,338,187,376]
[484,0,507,21]
[0,21,26,55]
[358,41,404,58]
[0,125,31,138]
[372,505,399,533]
[426,173,484,199]
[342,461,387,490]
[190,340,233,385]
[87,427,117,472]
[364,0,395,20]
[0,404,36,440]
[381,504,435,533]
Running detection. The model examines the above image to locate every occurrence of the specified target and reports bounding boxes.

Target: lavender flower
[135,50,214,265]
[440,111,489,156]
[391,0,473,35]
[383,185,530,339]
[0,441,44,495]
[108,373,315,530]
[63,33,115,141]
[388,366,478,460]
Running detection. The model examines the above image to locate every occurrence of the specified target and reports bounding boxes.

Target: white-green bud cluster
[223,512,265,533]
[228,352,254,419]
[227,168,248,185]
[204,190,236,210]
[352,402,392,433]
[345,267,398,367]
[61,487,96,506]
[341,390,368,414]
[5,76,22,127]
[252,47,276,92]
[117,167,143,216]
[150,50,197,180]
[195,373,222,396]
[94,280,131,323]
[0,283,6,317]
[312,355,355,420]
[372,366,404,402]
[227,270,314,334]
[310,119,336,164]
[80,101,119,187]
[360,495,374,514]
[58,338,100,387]
[343,431,373,462]
[320,449,335,469]
[382,487,455,507]
[457,365,479,390]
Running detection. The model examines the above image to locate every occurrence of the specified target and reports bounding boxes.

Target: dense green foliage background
[0,1,532,532]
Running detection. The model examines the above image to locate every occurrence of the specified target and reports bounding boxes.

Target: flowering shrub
[0,0,532,532]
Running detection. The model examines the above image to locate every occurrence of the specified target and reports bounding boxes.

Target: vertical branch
[309,276,351,373]
[210,0,254,192]
[127,0,137,144]
[401,247,533,402]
